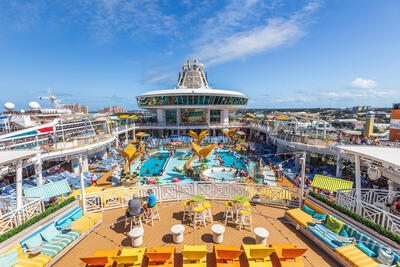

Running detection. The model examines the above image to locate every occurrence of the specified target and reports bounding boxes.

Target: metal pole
[299,152,306,208]
[35,152,43,186]
[79,155,87,213]
[354,155,362,214]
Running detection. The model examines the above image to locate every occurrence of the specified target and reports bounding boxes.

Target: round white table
[171,224,185,243]
[254,227,269,246]
[211,224,226,244]
[128,227,144,247]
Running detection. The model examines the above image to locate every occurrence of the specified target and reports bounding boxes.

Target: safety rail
[83,182,301,213]
[336,189,400,235]
[0,196,44,234]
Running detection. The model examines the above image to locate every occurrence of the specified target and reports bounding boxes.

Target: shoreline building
[389,103,400,141]
[136,60,248,136]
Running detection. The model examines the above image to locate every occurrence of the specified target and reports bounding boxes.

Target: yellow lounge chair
[214,245,242,267]
[241,244,275,267]
[285,200,328,227]
[111,248,146,267]
[145,246,175,267]
[269,244,308,267]
[182,245,207,267]
[80,249,120,267]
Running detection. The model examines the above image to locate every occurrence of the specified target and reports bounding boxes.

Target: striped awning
[311,175,353,192]
[24,180,71,199]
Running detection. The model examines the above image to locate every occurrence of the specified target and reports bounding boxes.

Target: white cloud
[348,78,378,89]
[190,0,320,65]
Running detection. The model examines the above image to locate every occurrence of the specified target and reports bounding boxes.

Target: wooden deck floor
[54,201,337,267]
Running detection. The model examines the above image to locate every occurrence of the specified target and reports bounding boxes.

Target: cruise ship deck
[54,201,336,266]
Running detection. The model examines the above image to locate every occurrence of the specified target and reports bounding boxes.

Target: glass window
[165,109,177,124]
[210,110,221,123]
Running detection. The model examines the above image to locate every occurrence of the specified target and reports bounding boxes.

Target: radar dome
[29,101,41,111]
[4,102,15,111]
[20,109,25,113]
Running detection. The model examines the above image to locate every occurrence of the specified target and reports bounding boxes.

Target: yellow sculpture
[191,142,217,169]
[223,128,237,145]
[187,130,209,144]
[115,144,140,175]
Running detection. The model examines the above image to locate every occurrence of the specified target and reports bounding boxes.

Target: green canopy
[311,175,353,192]
[24,180,72,199]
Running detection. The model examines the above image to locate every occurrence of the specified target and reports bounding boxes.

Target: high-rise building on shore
[98,105,125,114]
[65,103,89,113]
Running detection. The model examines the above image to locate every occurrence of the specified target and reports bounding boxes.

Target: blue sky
[1,0,400,111]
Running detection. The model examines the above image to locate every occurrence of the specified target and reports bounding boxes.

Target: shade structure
[119,115,129,119]
[24,180,71,199]
[94,117,108,122]
[129,115,140,119]
[276,115,288,120]
[311,175,353,192]
[236,131,246,136]
[136,132,150,137]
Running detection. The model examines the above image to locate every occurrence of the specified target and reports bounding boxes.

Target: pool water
[218,151,247,170]
[140,152,170,177]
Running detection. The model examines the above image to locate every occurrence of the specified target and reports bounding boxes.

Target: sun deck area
[54,201,337,266]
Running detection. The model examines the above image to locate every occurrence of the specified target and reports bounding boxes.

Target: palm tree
[223,128,237,145]
[191,142,217,169]
[115,144,140,176]
[187,130,209,145]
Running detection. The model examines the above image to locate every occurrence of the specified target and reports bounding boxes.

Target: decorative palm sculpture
[187,130,209,144]
[223,128,237,145]
[115,144,140,176]
[191,142,217,169]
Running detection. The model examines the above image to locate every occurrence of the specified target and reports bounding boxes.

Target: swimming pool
[202,167,243,182]
[140,152,170,177]
[132,147,262,184]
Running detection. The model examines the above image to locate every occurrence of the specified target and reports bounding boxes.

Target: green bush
[308,191,400,244]
[0,197,76,244]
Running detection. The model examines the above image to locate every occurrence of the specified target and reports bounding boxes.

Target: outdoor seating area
[53,200,337,267]
[285,199,400,266]
[0,206,103,267]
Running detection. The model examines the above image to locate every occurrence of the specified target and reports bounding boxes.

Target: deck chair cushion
[324,215,345,234]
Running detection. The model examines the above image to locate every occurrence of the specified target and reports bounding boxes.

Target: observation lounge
[136,60,248,136]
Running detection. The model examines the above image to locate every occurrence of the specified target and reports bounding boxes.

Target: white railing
[336,189,400,235]
[0,197,44,234]
[83,182,301,213]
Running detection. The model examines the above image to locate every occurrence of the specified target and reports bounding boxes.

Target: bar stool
[147,204,160,226]
[193,206,206,228]
[203,201,213,224]
[126,214,143,233]
[243,201,251,210]
[224,202,234,225]
[239,210,252,231]
[183,200,192,220]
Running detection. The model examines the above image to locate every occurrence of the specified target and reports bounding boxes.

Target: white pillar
[354,155,362,214]
[207,109,210,125]
[35,152,43,186]
[222,109,229,124]
[388,180,395,204]
[336,149,342,178]
[79,155,87,213]
[81,154,88,173]
[16,159,23,210]
[299,153,306,208]
[71,157,80,174]
[157,109,164,124]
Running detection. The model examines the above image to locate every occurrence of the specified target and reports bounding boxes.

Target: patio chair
[145,246,175,267]
[182,245,207,267]
[183,200,192,220]
[239,210,252,231]
[213,245,243,267]
[269,244,307,267]
[192,206,206,228]
[146,203,160,226]
[224,202,234,225]
[241,244,275,267]
[80,249,120,267]
[110,248,146,267]
[203,201,213,224]
[125,214,143,233]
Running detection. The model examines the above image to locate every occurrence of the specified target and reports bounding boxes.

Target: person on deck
[143,189,157,212]
[126,193,144,218]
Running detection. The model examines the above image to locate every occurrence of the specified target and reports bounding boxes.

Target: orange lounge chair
[80,249,120,267]
[145,246,175,267]
[269,244,307,267]
[213,245,243,267]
